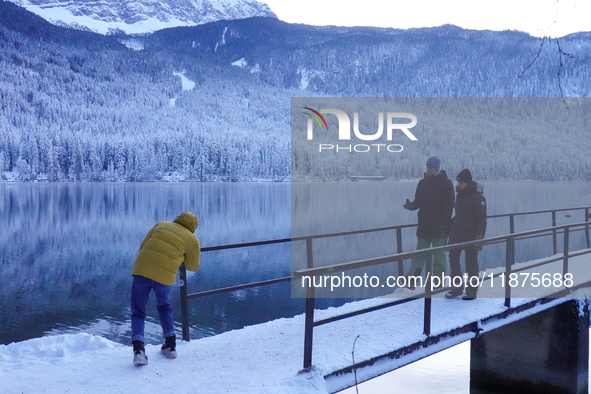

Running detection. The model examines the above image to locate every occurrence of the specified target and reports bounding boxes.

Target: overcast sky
[262,0,591,38]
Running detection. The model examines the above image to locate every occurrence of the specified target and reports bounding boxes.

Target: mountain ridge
[7,0,277,34]
[1,1,590,182]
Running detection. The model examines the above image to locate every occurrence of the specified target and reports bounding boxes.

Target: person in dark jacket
[403,156,455,288]
[445,169,487,300]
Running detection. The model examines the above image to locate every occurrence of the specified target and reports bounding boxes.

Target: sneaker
[462,294,477,300]
[445,289,463,299]
[161,335,177,359]
[133,341,148,366]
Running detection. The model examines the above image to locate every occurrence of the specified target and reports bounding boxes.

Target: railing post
[179,263,190,341]
[303,238,315,370]
[563,226,569,277]
[509,214,515,234]
[423,252,432,336]
[423,296,432,336]
[396,227,403,276]
[505,236,514,308]
[585,208,590,249]
[552,211,557,255]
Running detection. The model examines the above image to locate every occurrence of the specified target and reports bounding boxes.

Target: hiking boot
[404,268,422,291]
[161,335,177,359]
[444,288,463,299]
[133,340,148,366]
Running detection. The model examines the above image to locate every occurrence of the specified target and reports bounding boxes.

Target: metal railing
[294,220,591,369]
[178,206,591,369]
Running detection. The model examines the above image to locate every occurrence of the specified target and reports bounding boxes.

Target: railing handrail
[201,237,292,252]
[198,206,591,253]
[487,206,591,219]
[293,220,591,278]
[295,220,591,371]
[183,223,590,300]
[183,206,591,301]
[309,228,591,328]
[178,205,591,366]
[199,224,416,253]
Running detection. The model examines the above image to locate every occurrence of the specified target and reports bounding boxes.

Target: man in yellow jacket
[130,211,201,366]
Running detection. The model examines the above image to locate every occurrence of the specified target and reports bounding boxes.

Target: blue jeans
[131,275,175,343]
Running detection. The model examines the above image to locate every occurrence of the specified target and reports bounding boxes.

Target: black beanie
[456,169,472,183]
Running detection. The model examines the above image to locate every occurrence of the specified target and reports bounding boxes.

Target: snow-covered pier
[2,253,591,393]
[2,208,591,393]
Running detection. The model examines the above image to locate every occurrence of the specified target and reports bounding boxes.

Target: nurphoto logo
[303,107,418,153]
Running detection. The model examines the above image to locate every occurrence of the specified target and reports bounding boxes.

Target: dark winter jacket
[449,181,487,244]
[406,170,455,238]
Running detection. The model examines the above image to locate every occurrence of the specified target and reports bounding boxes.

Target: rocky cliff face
[8,0,277,34]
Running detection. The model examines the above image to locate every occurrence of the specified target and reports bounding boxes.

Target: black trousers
[449,236,480,296]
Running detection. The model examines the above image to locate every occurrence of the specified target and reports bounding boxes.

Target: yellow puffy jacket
[131,211,201,286]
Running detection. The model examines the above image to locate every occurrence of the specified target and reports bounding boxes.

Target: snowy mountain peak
[8,0,277,35]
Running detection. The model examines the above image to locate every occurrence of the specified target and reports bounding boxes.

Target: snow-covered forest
[1,1,591,182]
[291,98,591,181]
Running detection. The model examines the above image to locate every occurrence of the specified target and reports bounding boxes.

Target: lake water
[290,180,591,298]
[1,182,293,344]
[1,181,590,391]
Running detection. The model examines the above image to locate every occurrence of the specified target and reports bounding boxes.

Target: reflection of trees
[0,183,291,344]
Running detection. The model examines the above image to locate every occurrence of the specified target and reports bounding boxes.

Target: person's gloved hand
[403,199,413,210]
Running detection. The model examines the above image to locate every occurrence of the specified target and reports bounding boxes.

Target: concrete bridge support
[470,299,589,394]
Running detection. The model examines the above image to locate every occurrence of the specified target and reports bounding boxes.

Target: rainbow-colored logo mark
[303,107,328,132]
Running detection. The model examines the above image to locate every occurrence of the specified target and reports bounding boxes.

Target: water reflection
[0,181,589,345]
[0,182,293,344]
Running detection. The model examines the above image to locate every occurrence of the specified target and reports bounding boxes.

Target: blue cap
[426,156,440,170]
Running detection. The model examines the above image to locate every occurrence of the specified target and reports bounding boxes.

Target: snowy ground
[2,253,591,393]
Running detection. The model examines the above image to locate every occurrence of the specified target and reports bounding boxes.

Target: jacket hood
[457,180,477,196]
[474,180,484,194]
[174,211,199,233]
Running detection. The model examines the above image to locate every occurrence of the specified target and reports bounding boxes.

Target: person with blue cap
[403,156,454,289]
